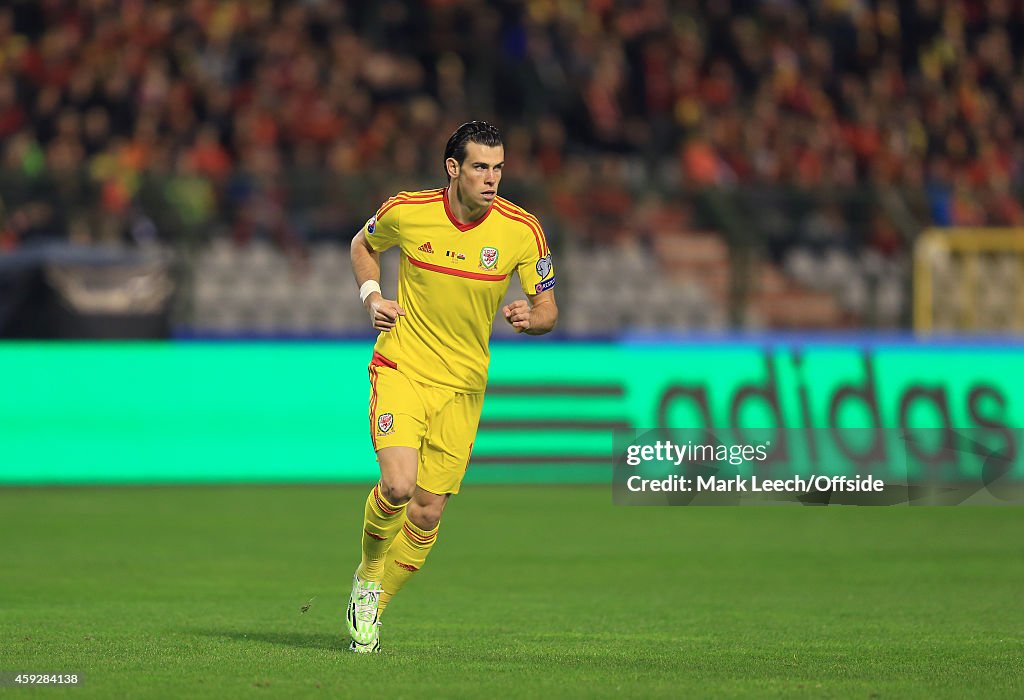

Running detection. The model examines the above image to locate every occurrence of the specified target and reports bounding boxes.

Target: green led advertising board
[1,342,1022,484]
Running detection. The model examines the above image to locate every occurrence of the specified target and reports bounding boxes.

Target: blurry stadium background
[2,0,1023,339]
[2,2,1023,697]
[3,0,1024,481]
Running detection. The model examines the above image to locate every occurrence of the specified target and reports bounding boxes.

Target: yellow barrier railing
[914,228,1024,334]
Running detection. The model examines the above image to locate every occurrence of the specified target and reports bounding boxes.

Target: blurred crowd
[0,0,1023,257]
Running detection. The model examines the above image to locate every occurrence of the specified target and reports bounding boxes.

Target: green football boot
[346,573,383,646]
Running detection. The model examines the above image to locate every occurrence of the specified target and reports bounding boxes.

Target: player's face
[456,142,504,207]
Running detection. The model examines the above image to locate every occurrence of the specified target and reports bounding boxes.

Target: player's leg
[348,362,426,650]
[377,486,448,615]
[348,447,419,651]
[358,446,418,581]
[358,362,427,581]
[376,389,483,616]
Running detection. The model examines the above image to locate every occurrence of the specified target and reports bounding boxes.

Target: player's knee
[407,500,442,531]
[379,478,416,506]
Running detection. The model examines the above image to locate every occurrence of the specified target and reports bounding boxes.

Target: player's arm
[351,229,405,332]
[502,289,558,335]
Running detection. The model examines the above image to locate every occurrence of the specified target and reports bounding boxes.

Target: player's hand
[366,293,406,332]
[502,300,531,333]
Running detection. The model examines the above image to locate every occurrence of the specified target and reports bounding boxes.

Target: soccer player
[345,121,558,653]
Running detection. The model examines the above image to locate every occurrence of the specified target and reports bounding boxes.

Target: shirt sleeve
[362,197,402,253]
[516,225,555,296]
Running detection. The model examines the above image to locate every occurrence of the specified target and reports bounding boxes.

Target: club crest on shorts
[376,412,394,435]
[479,246,499,270]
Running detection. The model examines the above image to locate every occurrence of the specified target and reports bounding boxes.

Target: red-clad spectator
[186,125,232,180]
[0,75,24,137]
[0,0,1020,254]
[682,132,729,186]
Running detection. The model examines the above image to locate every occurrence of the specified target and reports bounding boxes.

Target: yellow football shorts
[367,352,484,495]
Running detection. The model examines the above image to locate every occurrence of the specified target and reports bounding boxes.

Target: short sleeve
[516,227,555,296]
[363,197,401,252]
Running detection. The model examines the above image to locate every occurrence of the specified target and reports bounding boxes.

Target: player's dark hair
[443,121,503,178]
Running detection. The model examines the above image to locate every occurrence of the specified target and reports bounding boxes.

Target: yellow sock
[356,483,407,582]
[378,518,438,615]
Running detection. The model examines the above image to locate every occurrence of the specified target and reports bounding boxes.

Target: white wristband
[359,280,382,303]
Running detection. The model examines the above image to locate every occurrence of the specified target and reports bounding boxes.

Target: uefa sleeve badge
[535,254,553,279]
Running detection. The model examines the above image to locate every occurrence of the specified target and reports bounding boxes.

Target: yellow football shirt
[362,188,554,393]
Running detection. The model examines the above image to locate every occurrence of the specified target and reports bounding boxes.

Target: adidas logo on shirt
[418,242,434,254]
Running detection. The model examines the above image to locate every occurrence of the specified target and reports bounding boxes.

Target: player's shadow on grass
[195,629,345,651]
[196,629,683,670]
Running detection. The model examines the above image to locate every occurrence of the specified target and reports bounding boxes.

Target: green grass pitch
[1,485,1022,698]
